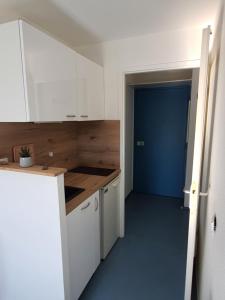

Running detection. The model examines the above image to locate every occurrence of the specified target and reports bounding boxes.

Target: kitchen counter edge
[0,163,67,177]
[65,169,121,215]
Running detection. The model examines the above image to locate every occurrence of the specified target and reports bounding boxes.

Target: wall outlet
[48,151,54,157]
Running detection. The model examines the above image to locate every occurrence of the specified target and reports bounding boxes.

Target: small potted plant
[19,146,33,168]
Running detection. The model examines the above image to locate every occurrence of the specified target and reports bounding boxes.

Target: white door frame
[119,59,200,238]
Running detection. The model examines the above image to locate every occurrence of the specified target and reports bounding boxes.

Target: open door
[184,27,211,300]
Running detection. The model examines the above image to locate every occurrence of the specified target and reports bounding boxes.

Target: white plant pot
[19,157,33,168]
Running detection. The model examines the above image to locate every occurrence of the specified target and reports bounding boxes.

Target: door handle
[183,189,208,197]
[94,197,99,211]
[66,114,76,118]
[81,202,90,210]
[183,189,196,194]
[183,189,191,195]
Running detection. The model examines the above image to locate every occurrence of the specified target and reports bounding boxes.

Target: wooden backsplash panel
[0,122,79,169]
[0,120,120,169]
[77,121,120,168]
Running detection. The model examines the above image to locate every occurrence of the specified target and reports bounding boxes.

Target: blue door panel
[133,84,190,198]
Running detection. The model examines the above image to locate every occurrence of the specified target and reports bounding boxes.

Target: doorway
[125,69,199,201]
[123,68,200,299]
[79,68,202,300]
[79,67,201,300]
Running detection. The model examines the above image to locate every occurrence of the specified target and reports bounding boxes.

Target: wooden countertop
[65,169,121,215]
[0,162,67,177]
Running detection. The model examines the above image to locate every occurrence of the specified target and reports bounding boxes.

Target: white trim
[128,79,192,87]
[119,59,200,238]
[123,59,200,75]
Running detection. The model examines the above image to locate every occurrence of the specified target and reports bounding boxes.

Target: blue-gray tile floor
[80,192,196,300]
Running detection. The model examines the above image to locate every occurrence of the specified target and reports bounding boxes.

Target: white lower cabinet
[67,191,100,300]
[101,177,120,259]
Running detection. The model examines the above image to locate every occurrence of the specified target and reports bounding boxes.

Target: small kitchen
[0,20,121,300]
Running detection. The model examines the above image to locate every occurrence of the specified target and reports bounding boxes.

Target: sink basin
[64,186,85,203]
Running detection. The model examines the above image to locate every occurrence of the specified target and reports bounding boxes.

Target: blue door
[133,83,190,198]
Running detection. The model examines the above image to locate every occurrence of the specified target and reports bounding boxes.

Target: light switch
[137,141,144,146]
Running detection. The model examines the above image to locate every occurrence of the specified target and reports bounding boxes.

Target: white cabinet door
[91,191,101,272]
[67,192,100,300]
[67,204,83,300]
[76,54,89,120]
[88,62,105,120]
[101,177,120,259]
[76,53,104,121]
[0,21,27,122]
[20,21,78,122]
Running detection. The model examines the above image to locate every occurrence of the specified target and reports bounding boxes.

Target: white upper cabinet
[76,53,105,121]
[0,20,104,122]
[21,21,78,122]
[0,21,27,122]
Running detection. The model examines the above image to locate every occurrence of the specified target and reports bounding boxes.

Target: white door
[197,55,218,299]
[184,27,211,300]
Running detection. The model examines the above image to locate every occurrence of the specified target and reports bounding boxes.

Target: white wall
[125,84,134,197]
[210,6,225,296]
[77,26,203,237]
[184,69,199,207]
[198,2,225,299]
[77,27,203,120]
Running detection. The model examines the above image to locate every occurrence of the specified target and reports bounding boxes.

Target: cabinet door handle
[94,197,98,211]
[66,114,76,118]
[112,178,120,187]
[80,115,88,118]
[104,188,108,194]
[81,202,90,210]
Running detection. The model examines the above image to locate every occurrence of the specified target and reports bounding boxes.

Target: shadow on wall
[0,0,101,48]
